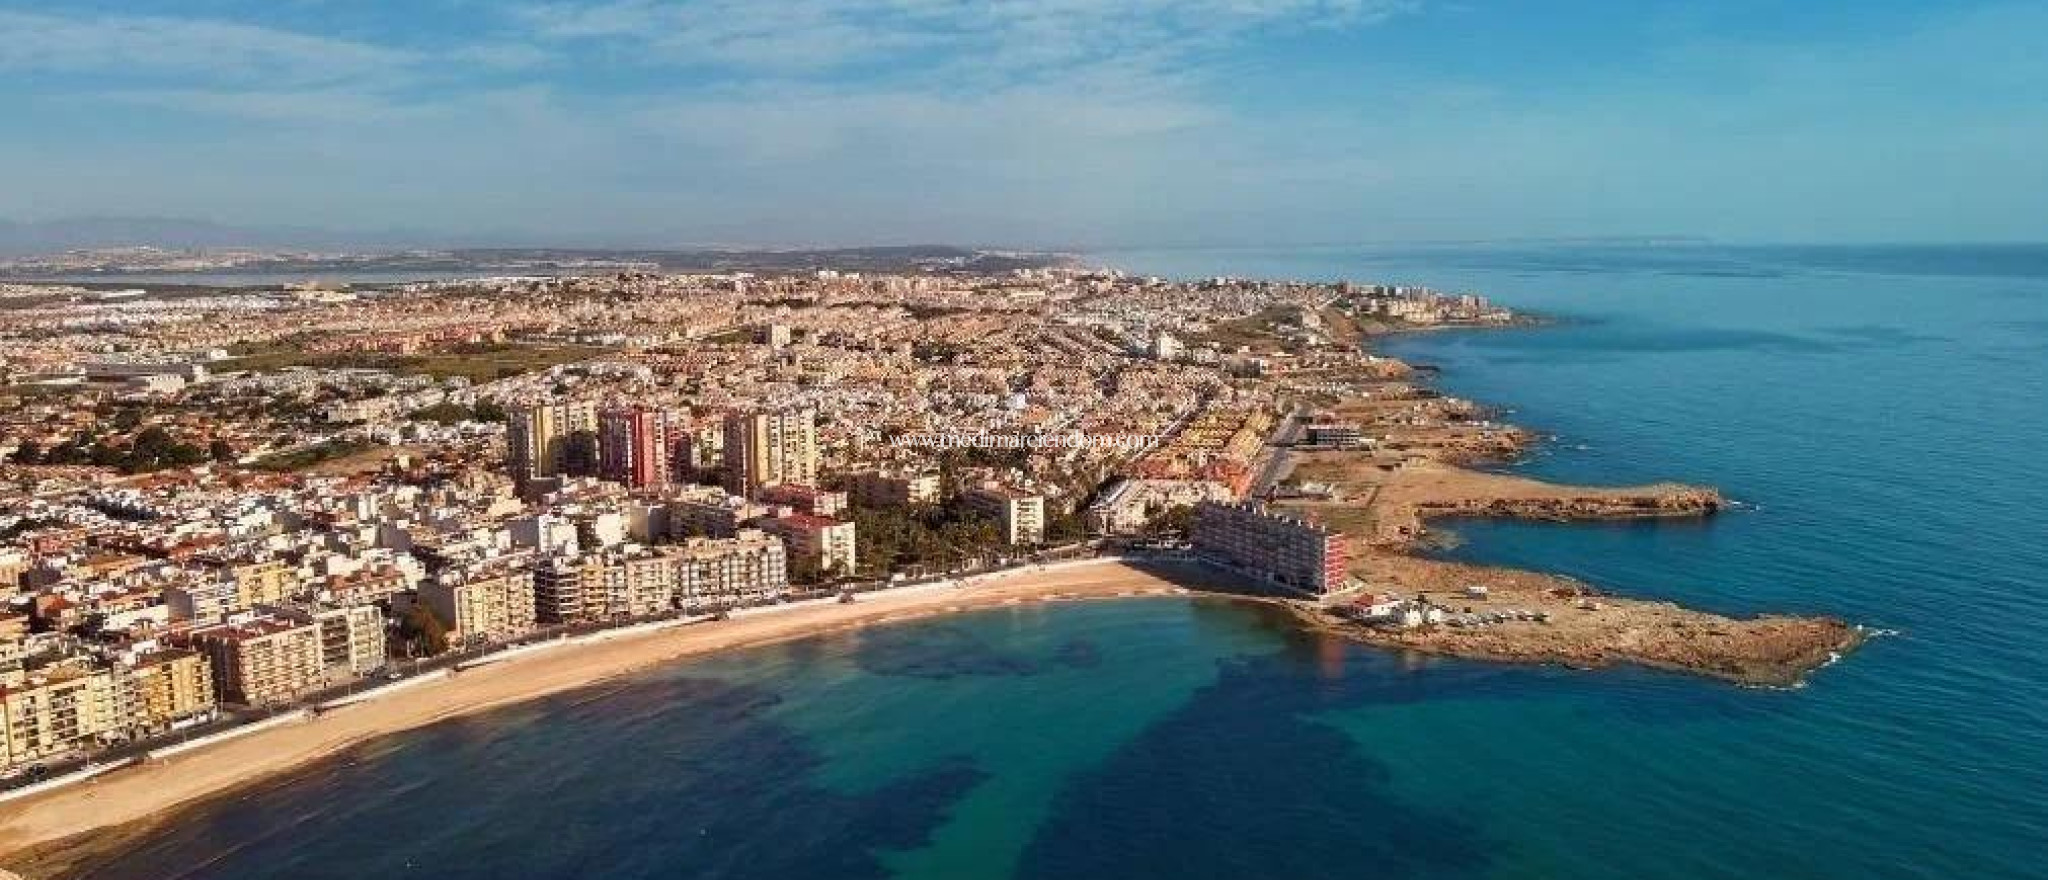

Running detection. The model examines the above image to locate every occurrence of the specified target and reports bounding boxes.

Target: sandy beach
[0,560,1226,874]
[0,322,1866,878]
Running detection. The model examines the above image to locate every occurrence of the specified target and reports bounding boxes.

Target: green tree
[1144,504,1195,538]
[1046,508,1089,543]
[397,603,450,657]
[409,402,472,425]
[120,426,205,473]
[789,554,824,586]
[848,501,1010,576]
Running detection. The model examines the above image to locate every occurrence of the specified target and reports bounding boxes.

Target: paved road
[1248,405,1306,497]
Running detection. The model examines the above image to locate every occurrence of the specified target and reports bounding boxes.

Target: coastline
[0,560,1243,877]
[1283,556,1862,688]
[0,297,1866,878]
[1266,319,1862,687]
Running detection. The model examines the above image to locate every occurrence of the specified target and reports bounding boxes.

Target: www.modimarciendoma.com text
[885,432,1162,452]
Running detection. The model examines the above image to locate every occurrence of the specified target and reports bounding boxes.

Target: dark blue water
[65,244,2048,880]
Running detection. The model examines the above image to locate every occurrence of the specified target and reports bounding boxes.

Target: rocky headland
[1270,326,1861,686]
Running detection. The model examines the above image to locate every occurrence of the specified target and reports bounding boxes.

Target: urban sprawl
[0,263,1513,778]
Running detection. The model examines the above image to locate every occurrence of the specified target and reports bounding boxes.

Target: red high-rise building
[598,405,672,489]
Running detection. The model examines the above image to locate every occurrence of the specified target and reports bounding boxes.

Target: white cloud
[0,10,414,85]
[509,0,1418,80]
[7,1,2041,246]
[92,88,440,125]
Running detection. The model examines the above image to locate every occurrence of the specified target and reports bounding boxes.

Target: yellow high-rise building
[1,662,125,770]
[177,616,326,707]
[510,400,600,484]
[508,402,565,483]
[722,408,818,496]
[420,567,538,645]
[127,649,218,730]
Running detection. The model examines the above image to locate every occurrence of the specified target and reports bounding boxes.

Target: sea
[65,243,2048,880]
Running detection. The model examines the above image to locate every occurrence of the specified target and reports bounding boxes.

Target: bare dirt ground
[1287,454,1720,546]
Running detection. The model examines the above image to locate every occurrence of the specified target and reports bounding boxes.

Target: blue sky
[2,1,2043,247]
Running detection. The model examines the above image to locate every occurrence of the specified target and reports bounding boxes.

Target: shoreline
[0,560,1245,877]
[1293,616,1860,691]
[1266,317,1862,687]
[0,297,1867,877]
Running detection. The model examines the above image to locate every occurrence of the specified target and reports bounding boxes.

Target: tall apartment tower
[963,485,1047,545]
[1189,500,1349,595]
[508,400,599,484]
[599,405,672,488]
[722,408,819,496]
[508,403,563,484]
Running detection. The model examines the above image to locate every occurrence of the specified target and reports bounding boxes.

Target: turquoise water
[66,244,2048,879]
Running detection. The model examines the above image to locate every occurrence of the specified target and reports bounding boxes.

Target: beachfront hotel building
[1303,422,1366,448]
[613,550,677,617]
[420,566,538,646]
[758,514,858,577]
[535,548,678,624]
[963,485,1047,546]
[0,649,220,770]
[1190,500,1350,594]
[0,661,125,769]
[267,603,388,681]
[672,529,788,610]
[176,615,327,707]
[533,555,605,625]
[722,408,819,496]
[125,648,217,731]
